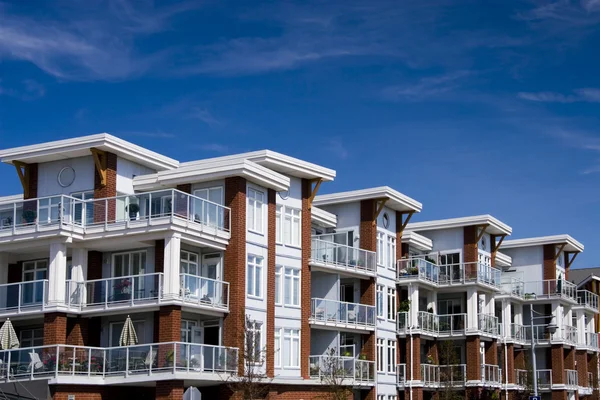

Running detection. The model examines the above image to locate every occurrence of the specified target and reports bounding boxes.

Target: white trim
[495,251,512,267]
[311,206,337,228]
[406,214,512,236]
[314,186,422,213]
[401,231,433,251]
[501,234,584,253]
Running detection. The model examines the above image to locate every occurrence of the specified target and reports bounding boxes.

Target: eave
[406,215,512,236]
[501,234,584,253]
[313,186,422,213]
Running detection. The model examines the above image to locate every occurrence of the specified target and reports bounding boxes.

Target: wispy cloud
[518,88,600,103]
[199,143,230,153]
[382,70,472,101]
[324,137,349,160]
[545,127,600,173]
[189,107,221,128]
[516,0,600,27]
[119,130,177,139]
[0,79,45,100]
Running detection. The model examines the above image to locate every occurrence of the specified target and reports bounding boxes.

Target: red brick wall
[514,348,525,370]
[466,336,480,380]
[159,305,182,342]
[266,189,276,378]
[223,177,247,375]
[266,386,353,400]
[93,151,117,223]
[552,391,567,400]
[301,179,312,379]
[551,345,565,384]
[463,226,478,278]
[404,388,423,400]
[485,341,498,366]
[156,380,185,400]
[577,350,588,387]
[543,244,557,281]
[66,318,88,346]
[589,353,598,391]
[51,385,104,400]
[155,240,165,274]
[506,344,515,383]
[406,334,421,380]
[44,313,67,345]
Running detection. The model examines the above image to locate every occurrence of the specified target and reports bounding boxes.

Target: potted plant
[113,279,131,301]
[426,354,435,364]
[128,203,140,221]
[22,210,36,224]
[407,266,418,275]
[358,353,367,360]
[342,350,352,357]
[166,350,174,366]
[427,307,434,314]
[398,299,411,313]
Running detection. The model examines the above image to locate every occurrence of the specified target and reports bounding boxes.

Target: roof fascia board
[311,207,337,228]
[501,235,584,253]
[406,215,512,236]
[314,187,422,213]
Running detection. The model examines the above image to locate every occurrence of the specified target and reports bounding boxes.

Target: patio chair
[144,349,157,369]
[28,352,45,372]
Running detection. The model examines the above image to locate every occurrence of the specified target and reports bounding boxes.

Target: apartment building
[0,133,596,400]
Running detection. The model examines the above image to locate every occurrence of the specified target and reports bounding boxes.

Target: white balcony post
[48,240,68,306]
[408,285,419,327]
[575,309,586,345]
[0,253,8,310]
[502,300,511,338]
[71,248,88,307]
[163,233,181,300]
[513,303,523,326]
[466,287,478,331]
[427,290,437,314]
[551,303,564,338]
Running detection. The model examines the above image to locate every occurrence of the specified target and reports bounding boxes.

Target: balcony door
[439,252,460,283]
[22,260,47,305]
[72,191,94,225]
[201,253,222,303]
[112,251,146,300]
[193,187,223,227]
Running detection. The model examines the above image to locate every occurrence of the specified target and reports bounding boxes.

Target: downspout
[503,300,509,400]
[409,282,413,400]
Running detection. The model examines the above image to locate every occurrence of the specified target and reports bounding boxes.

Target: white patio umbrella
[119,315,138,347]
[0,318,19,350]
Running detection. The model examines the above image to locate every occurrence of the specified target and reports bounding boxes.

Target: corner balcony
[397,312,467,337]
[481,364,502,387]
[309,355,375,385]
[576,290,599,312]
[566,369,579,390]
[397,364,407,387]
[522,279,577,303]
[0,342,238,385]
[397,257,439,286]
[516,369,528,388]
[421,364,466,388]
[537,370,552,390]
[477,314,500,337]
[310,298,375,332]
[499,323,527,343]
[586,332,599,351]
[0,280,49,318]
[0,190,231,248]
[310,238,376,279]
[498,277,525,299]
[526,324,577,345]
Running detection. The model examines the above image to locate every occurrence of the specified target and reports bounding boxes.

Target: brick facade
[551,345,565,384]
[51,385,104,400]
[266,188,276,378]
[24,162,38,199]
[463,226,478,276]
[301,179,312,379]
[466,336,480,381]
[406,334,422,380]
[577,350,588,388]
[223,177,247,375]
[543,244,557,281]
[66,317,88,346]
[505,344,515,383]
[93,151,117,223]
[44,312,67,345]
[156,380,185,400]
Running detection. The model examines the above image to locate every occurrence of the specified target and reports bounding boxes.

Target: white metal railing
[478,314,499,335]
[309,355,375,384]
[566,369,578,388]
[522,279,577,302]
[421,364,439,386]
[0,195,82,235]
[537,370,552,389]
[438,313,467,335]
[397,312,466,336]
[66,274,162,310]
[397,363,406,385]
[311,238,376,274]
[482,364,501,384]
[439,364,466,386]
[578,290,599,311]
[516,369,528,387]
[500,277,524,298]
[562,325,577,344]
[179,274,229,309]
[509,323,527,341]
[0,342,238,382]
[397,312,409,334]
[397,257,439,283]
[588,372,594,388]
[587,332,599,349]
[310,298,375,329]
[438,262,501,287]
[0,280,49,315]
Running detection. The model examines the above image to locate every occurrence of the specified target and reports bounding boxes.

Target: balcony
[397,258,438,285]
[481,364,501,386]
[421,364,439,387]
[562,325,578,345]
[566,369,578,390]
[310,298,375,331]
[499,277,524,298]
[586,332,599,350]
[478,314,499,336]
[309,355,375,385]
[421,364,466,388]
[0,342,238,384]
[500,323,527,343]
[522,279,577,303]
[0,190,231,246]
[577,290,599,312]
[397,363,406,386]
[179,274,229,311]
[516,369,528,388]
[310,238,376,278]
[0,280,49,317]
[397,312,467,337]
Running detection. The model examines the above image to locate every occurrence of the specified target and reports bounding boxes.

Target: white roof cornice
[311,207,337,228]
[0,133,179,171]
[406,215,512,236]
[313,186,422,213]
[501,234,584,253]
[401,231,433,251]
[495,251,512,267]
[133,159,290,192]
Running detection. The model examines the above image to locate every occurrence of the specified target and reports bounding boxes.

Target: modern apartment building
[0,134,596,400]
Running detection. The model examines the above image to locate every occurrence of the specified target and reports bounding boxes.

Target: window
[377,338,385,372]
[283,207,301,246]
[377,232,385,265]
[22,260,47,304]
[180,250,199,275]
[276,205,282,243]
[20,328,43,348]
[275,266,282,304]
[387,287,396,321]
[376,285,385,318]
[180,319,198,343]
[112,250,146,277]
[247,188,264,233]
[247,255,263,298]
[387,236,396,270]
[109,320,145,347]
[388,396,398,400]
[277,328,300,368]
[387,340,396,373]
[377,396,385,400]
[275,265,300,306]
[72,191,94,225]
[246,320,263,363]
[194,187,224,227]
[274,329,281,367]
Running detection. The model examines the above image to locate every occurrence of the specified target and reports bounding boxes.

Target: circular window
[58,166,76,187]
[382,212,390,228]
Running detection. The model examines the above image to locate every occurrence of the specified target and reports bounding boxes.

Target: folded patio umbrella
[119,315,138,346]
[0,318,19,350]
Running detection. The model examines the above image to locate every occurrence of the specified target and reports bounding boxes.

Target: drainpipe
[409,283,413,400]
[503,299,509,400]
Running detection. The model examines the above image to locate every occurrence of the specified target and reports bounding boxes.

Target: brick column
[463,226,478,278]
[157,305,182,370]
[301,179,312,379]
[50,385,103,400]
[543,244,557,280]
[25,163,38,199]
[466,336,481,381]
[485,341,498,366]
[93,151,117,223]
[44,312,67,345]
[223,177,247,375]
[66,318,88,346]
[589,353,599,400]
[577,350,589,388]
[406,334,421,381]
[551,345,565,384]
[266,189,276,378]
[506,344,515,384]
[176,184,191,194]
[156,380,184,400]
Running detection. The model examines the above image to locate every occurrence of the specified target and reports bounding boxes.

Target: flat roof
[495,251,512,268]
[401,231,433,251]
[134,158,290,192]
[313,186,422,213]
[0,133,179,171]
[501,234,584,253]
[406,215,512,236]
[181,150,336,182]
[311,207,337,229]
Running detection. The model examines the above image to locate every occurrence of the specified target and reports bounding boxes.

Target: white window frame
[246,320,263,364]
[20,328,43,348]
[275,205,283,243]
[376,284,385,318]
[247,255,263,298]
[282,206,301,247]
[387,235,396,270]
[377,338,385,373]
[112,250,146,277]
[283,266,300,307]
[387,339,396,373]
[377,232,385,266]
[275,266,282,305]
[387,287,396,321]
[274,328,281,367]
[247,188,264,234]
[278,328,300,369]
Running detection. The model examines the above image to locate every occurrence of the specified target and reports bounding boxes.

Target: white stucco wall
[116,157,155,194]
[37,156,95,197]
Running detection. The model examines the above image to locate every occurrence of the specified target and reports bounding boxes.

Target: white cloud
[517,88,600,103]
[324,137,349,160]
[382,70,472,101]
[199,143,230,153]
[0,79,45,100]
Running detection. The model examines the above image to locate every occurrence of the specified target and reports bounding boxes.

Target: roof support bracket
[398,211,415,235]
[554,243,567,262]
[13,161,30,199]
[90,148,107,188]
[476,224,489,244]
[372,198,388,226]
[307,178,323,210]
[491,234,507,253]
[565,251,578,269]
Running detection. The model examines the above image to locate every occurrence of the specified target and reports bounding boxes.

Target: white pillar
[575,310,586,345]
[467,287,478,331]
[502,300,512,337]
[69,248,88,307]
[163,233,181,299]
[513,303,523,325]
[0,253,8,310]
[426,290,437,313]
[48,241,68,306]
[408,285,419,326]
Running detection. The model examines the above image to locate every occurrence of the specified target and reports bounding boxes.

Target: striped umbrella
[119,315,138,347]
[0,318,19,350]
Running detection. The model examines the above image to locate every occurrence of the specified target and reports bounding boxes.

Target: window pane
[247,264,254,295]
[255,265,262,297]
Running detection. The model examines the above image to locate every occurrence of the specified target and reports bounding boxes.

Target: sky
[0,0,599,268]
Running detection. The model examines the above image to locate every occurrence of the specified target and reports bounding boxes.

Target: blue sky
[0,0,599,268]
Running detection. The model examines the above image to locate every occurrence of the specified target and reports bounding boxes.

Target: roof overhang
[311,207,337,229]
[501,235,584,253]
[313,186,422,213]
[133,159,290,192]
[406,215,512,236]
[181,150,336,182]
[495,251,512,268]
[577,274,600,288]
[0,133,179,171]
[402,231,433,252]
[0,194,23,206]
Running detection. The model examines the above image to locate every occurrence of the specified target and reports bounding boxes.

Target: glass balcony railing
[310,298,375,330]
[309,355,375,384]
[482,364,501,385]
[438,313,467,335]
[478,314,499,335]
[397,312,409,334]
[0,280,49,316]
[566,369,578,388]
[311,238,376,275]
[397,363,406,385]
[397,258,501,288]
[537,370,552,389]
[509,323,527,341]
[500,277,525,298]
[419,364,466,387]
[397,312,467,336]
[522,279,577,302]
[562,325,577,344]
[421,364,439,386]
[516,369,528,387]
[179,274,229,309]
[397,258,439,283]
[0,342,238,382]
[586,332,599,349]
[578,290,599,311]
